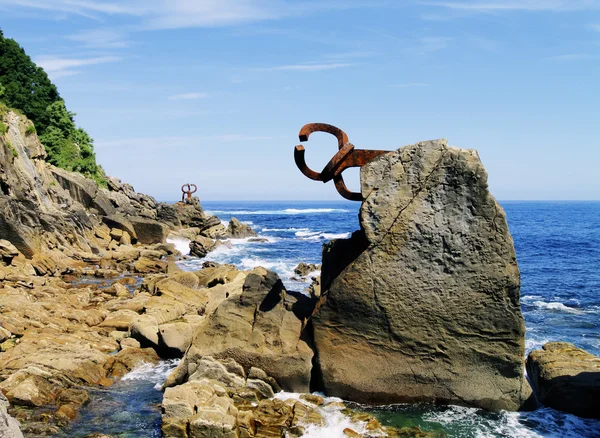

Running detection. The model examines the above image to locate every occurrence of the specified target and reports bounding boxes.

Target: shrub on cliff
[0,29,105,185]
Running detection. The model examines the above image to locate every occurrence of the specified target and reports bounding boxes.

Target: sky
[0,0,599,201]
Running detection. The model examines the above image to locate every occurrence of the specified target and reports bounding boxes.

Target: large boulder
[312,139,530,411]
[226,217,257,238]
[527,342,600,419]
[173,198,206,227]
[189,235,218,258]
[128,217,169,244]
[168,269,314,393]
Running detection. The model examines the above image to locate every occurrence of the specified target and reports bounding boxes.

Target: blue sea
[66,200,600,438]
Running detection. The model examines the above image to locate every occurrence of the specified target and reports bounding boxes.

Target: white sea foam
[240,257,295,279]
[532,301,583,314]
[295,230,351,241]
[263,227,310,232]
[272,392,373,438]
[525,337,551,354]
[166,236,191,256]
[121,359,180,389]
[205,208,349,215]
[422,404,600,438]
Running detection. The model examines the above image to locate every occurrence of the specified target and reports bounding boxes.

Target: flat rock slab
[527,342,600,419]
[313,139,531,411]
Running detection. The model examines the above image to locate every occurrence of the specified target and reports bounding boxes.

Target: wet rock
[293,262,320,277]
[527,342,600,419]
[189,235,217,258]
[227,217,257,238]
[313,139,530,411]
[300,394,324,406]
[104,347,160,379]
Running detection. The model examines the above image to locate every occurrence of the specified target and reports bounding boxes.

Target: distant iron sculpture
[294,123,389,201]
[181,183,198,203]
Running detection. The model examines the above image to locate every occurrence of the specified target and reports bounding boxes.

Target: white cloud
[392,83,428,88]
[168,92,209,100]
[96,134,279,149]
[546,53,595,61]
[68,28,130,48]
[0,0,144,19]
[422,0,600,12]
[0,0,378,28]
[35,55,122,79]
[590,24,600,31]
[266,63,353,71]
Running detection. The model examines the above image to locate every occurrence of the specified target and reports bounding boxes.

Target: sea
[64,200,600,438]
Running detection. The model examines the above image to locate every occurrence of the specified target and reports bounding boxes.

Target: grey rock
[189,235,217,258]
[313,139,530,411]
[226,217,257,238]
[51,167,115,216]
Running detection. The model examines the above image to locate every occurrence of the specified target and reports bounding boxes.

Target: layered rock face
[0,111,95,257]
[313,139,530,411]
[527,342,600,419]
[0,109,203,258]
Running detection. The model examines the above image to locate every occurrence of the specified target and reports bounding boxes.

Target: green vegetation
[0,29,105,183]
[25,124,35,135]
[0,120,6,135]
[6,141,17,158]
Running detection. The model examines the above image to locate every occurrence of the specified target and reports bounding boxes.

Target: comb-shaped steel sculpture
[294,123,388,201]
[181,183,198,203]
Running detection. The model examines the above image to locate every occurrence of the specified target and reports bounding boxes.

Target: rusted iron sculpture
[181,183,198,203]
[294,123,388,201]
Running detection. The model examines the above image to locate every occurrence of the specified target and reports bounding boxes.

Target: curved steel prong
[321,142,355,183]
[294,145,322,181]
[298,123,348,149]
[333,174,362,201]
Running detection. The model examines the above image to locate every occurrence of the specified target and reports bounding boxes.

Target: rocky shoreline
[1,109,599,437]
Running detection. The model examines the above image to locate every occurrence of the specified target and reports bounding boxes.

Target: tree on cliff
[0,29,105,185]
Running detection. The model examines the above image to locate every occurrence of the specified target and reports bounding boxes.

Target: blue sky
[1,0,599,201]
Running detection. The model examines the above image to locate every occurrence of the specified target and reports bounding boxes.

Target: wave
[166,236,191,256]
[205,208,350,215]
[121,359,180,389]
[273,392,372,438]
[239,257,295,278]
[532,301,584,314]
[262,227,310,232]
[296,230,351,241]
